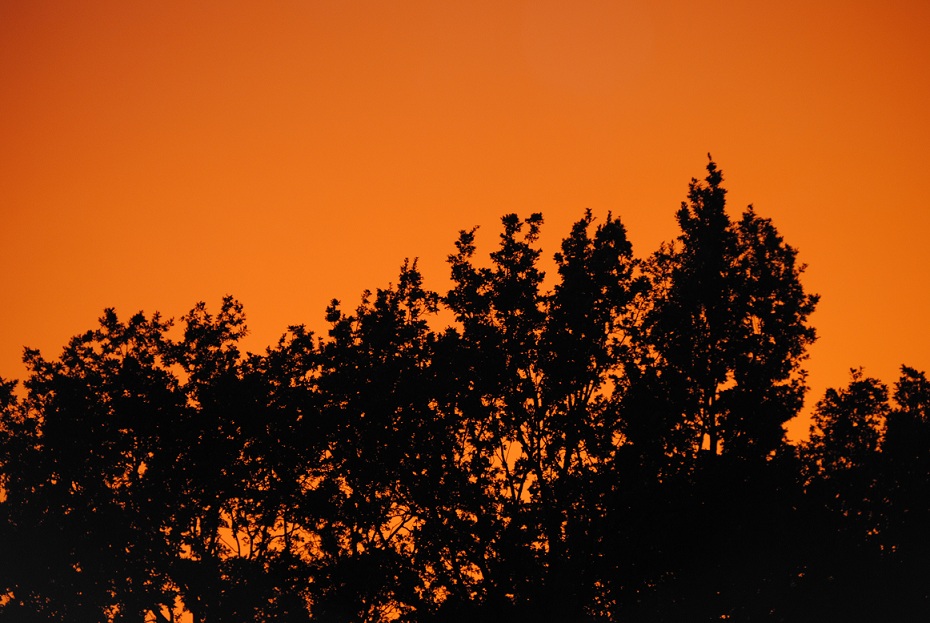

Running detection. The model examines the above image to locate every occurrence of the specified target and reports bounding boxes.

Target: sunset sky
[2,0,928,440]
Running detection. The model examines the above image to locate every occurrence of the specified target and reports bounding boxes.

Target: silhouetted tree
[805,368,886,486]
[882,365,930,547]
[873,366,930,614]
[437,210,648,620]
[164,297,319,621]
[796,368,930,621]
[599,160,819,621]
[0,310,182,621]
[0,299,316,622]
[307,260,441,621]
[642,158,817,463]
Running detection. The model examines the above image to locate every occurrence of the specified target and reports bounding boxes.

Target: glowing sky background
[2,1,929,439]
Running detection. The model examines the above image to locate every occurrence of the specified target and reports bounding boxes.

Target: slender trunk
[706,392,718,456]
[150,607,173,623]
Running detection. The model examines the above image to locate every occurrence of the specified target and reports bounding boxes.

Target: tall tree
[805,368,887,482]
[441,211,643,620]
[162,296,307,622]
[797,369,897,621]
[441,213,549,617]
[613,160,818,621]
[309,260,440,622]
[0,309,183,621]
[642,157,817,462]
[879,366,930,557]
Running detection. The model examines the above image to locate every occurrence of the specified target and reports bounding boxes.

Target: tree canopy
[1,159,926,622]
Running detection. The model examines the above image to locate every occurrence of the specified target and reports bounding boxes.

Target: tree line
[1,160,927,621]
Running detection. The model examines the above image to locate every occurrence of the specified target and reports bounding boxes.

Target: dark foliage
[1,159,926,621]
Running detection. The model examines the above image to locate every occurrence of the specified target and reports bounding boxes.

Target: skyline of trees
[0,160,926,621]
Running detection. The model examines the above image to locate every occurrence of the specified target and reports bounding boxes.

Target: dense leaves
[1,160,926,621]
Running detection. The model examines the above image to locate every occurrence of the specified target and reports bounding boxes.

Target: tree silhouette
[439,210,645,620]
[798,367,930,621]
[882,366,930,551]
[0,310,182,621]
[642,158,818,463]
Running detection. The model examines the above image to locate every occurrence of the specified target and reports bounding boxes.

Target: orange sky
[2,0,929,440]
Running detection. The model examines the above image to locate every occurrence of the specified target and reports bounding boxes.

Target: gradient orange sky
[2,1,928,440]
